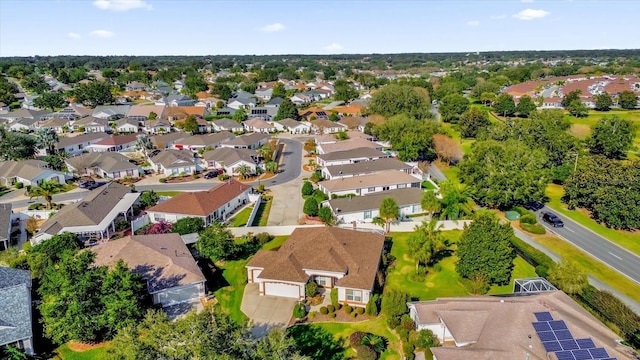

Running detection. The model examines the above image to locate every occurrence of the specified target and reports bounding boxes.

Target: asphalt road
[537,206,640,285]
[5,138,304,208]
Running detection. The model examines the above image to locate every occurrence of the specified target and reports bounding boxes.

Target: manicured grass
[56,343,110,360]
[441,122,475,155]
[229,206,253,227]
[261,235,288,251]
[487,256,538,295]
[531,233,640,302]
[252,197,273,226]
[545,184,640,256]
[421,180,437,190]
[314,317,402,360]
[154,190,182,197]
[439,165,460,184]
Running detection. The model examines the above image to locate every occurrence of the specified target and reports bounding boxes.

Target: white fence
[19,210,57,220]
[245,196,262,228]
[131,214,150,233]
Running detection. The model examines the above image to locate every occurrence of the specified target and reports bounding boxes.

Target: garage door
[157,285,202,306]
[264,282,301,299]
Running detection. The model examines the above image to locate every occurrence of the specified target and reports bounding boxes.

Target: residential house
[7,118,38,132]
[310,119,346,134]
[160,94,196,107]
[150,132,188,149]
[317,138,383,155]
[211,107,237,117]
[220,133,270,150]
[246,227,384,306]
[540,97,562,109]
[32,182,140,244]
[265,97,284,108]
[228,97,257,110]
[172,117,212,134]
[316,147,390,167]
[173,79,185,91]
[86,133,139,153]
[212,118,244,133]
[290,93,313,106]
[144,119,172,134]
[66,152,141,179]
[255,87,273,101]
[202,147,258,175]
[92,105,131,120]
[326,188,424,224]
[337,116,369,131]
[114,118,140,133]
[166,106,207,121]
[407,290,634,360]
[127,105,167,122]
[0,267,34,355]
[0,160,67,187]
[274,118,310,134]
[149,149,199,175]
[91,234,206,307]
[146,179,252,226]
[322,157,415,180]
[53,132,110,156]
[44,104,92,121]
[318,170,421,198]
[125,81,149,92]
[0,204,12,251]
[0,108,48,122]
[248,107,278,121]
[38,117,71,134]
[172,131,234,152]
[243,118,275,133]
[73,116,108,133]
[0,102,9,114]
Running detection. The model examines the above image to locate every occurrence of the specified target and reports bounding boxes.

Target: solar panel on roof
[550,320,569,330]
[535,311,554,321]
[588,348,609,358]
[533,322,552,331]
[556,351,576,360]
[572,349,593,360]
[555,330,574,340]
[538,331,557,342]
[576,338,596,349]
[560,339,580,351]
[542,341,563,352]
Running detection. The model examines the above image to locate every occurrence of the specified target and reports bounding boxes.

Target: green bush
[344,305,353,314]
[327,304,335,313]
[349,331,366,346]
[14,182,23,189]
[293,303,307,319]
[313,188,328,201]
[520,223,546,234]
[511,206,530,216]
[400,314,415,330]
[253,232,274,245]
[356,307,365,315]
[509,236,555,278]
[301,181,314,196]
[219,174,230,181]
[519,213,537,224]
[159,177,167,183]
[361,333,387,354]
[351,312,358,318]
[580,286,640,348]
[365,294,379,316]
[355,345,377,360]
[335,303,342,311]
[305,281,318,297]
[319,306,329,315]
[413,329,439,349]
[303,197,319,216]
[330,288,339,307]
[329,312,336,318]
[402,342,415,360]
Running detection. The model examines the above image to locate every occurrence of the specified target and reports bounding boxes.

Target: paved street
[536,206,640,285]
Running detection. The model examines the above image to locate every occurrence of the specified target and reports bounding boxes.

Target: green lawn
[441,122,475,155]
[487,256,538,295]
[252,197,273,226]
[56,343,110,360]
[439,166,460,184]
[229,206,254,227]
[261,235,288,251]
[421,180,437,190]
[545,184,640,256]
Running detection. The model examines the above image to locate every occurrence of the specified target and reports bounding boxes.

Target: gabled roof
[320,170,420,192]
[147,179,251,216]
[202,147,257,166]
[115,117,139,128]
[318,138,381,154]
[10,118,38,126]
[55,132,110,148]
[224,133,270,147]
[0,160,60,181]
[0,203,12,242]
[73,116,108,126]
[0,108,48,119]
[66,152,138,173]
[247,227,384,290]
[175,131,234,147]
[150,132,188,148]
[213,118,243,129]
[317,147,389,162]
[92,105,131,117]
[277,118,307,128]
[266,97,284,105]
[127,105,166,118]
[327,188,423,214]
[337,116,369,129]
[166,106,206,118]
[92,133,139,146]
[91,234,205,293]
[151,149,195,169]
[311,119,343,129]
[243,118,273,129]
[0,266,32,348]
[39,117,70,128]
[324,158,412,178]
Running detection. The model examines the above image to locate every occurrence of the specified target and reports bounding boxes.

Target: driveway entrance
[240,283,297,337]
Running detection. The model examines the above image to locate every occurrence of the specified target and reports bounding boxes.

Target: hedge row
[509,236,555,278]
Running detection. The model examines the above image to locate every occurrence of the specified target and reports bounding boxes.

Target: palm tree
[438,180,475,220]
[379,197,400,233]
[408,219,446,273]
[28,179,59,210]
[36,128,59,155]
[421,190,442,216]
[265,161,278,174]
[235,163,251,180]
[135,134,153,158]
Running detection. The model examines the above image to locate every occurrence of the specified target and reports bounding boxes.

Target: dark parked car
[541,211,564,228]
[149,149,161,157]
[204,171,218,179]
[78,179,96,188]
[524,201,545,212]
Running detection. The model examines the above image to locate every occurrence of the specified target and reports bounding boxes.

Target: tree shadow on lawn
[287,324,345,360]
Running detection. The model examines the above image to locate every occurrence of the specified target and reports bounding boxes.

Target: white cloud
[89,30,115,38]
[93,0,151,11]
[467,20,480,27]
[490,14,507,20]
[259,23,285,32]
[513,8,550,20]
[324,43,343,52]
[67,32,81,39]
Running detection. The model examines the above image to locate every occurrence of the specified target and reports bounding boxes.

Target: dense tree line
[370,114,442,161]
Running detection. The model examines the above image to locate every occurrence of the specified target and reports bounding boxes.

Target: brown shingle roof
[327,188,423,214]
[91,234,205,293]
[318,138,381,154]
[320,170,420,192]
[317,147,388,163]
[147,179,251,216]
[55,132,109,148]
[202,147,257,165]
[246,227,384,290]
[93,133,139,146]
[224,133,270,147]
[325,158,411,178]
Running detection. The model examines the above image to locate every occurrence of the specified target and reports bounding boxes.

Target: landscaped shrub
[301,181,314,196]
[303,197,319,216]
[335,303,342,311]
[293,303,307,319]
[365,294,379,316]
[351,312,358,318]
[412,329,439,349]
[141,221,173,235]
[344,305,353,314]
[327,304,335,313]
[305,281,318,297]
[219,174,230,181]
[361,334,386,354]
[520,223,546,234]
[402,342,415,360]
[400,314,415,330]
[519,213,537,224]
[580,286,640,348]
[356,307,365,315]
[381,289,409,326]
[14,182,23,189]
[330,288,339,307]
[329,312,336,318]
[159,177,167,183]
[349,331,366,346]
[319,306,329,315]
[509,236,556,278]
[511,206,531,216]
[355,345,378,360]
[253,232,274,245]
[308,311,318,320]
[313,188,328,201]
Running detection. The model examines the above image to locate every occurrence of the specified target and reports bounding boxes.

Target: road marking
[564,227,575,233]
[609,252,622,260]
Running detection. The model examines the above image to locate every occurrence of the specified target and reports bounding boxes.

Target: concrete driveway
[241,284,297,337]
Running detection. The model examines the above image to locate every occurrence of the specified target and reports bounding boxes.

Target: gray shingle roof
[224,133,270,147]
[317,147,388,162]
[0,267,32,348]
[151,149,195,169]
[327,188,423,214]
[213,118,243,129]
[66,152,139,173]
[0,203,12,242]
[325,158,412,178]
[55,132,110,148]
[202,147,257,165]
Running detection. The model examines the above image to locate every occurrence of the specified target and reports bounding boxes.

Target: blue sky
[1,0,638,56]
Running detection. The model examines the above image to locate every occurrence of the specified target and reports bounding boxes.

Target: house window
[126,169,134,176]
[346,289,362,302]
[398,183,406,189]
[367,187,375,192]
[364,210,372,219]
[411,182,420,188]
[113,171,121,179]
